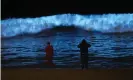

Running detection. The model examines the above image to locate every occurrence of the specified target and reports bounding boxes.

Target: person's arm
[78,44,80,48]
[88,43,91,48]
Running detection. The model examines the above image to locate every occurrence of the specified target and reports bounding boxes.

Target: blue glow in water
[1,13,133,38]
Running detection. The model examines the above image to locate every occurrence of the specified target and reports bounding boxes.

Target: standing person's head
[81,39,87,44]
[47,42,50,45]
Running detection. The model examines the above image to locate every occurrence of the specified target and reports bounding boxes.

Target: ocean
[1,14,133,69]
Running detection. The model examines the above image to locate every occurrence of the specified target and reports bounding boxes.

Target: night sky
[2,0,133,19]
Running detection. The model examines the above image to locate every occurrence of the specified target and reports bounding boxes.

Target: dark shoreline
[2,68,133,80]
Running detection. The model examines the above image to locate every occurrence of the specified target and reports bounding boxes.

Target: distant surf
[1,13,133,38]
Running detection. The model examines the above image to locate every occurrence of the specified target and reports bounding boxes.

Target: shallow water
[1,28,133,68]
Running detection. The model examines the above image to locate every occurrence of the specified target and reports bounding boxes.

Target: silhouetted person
[44,42,55,67]
[78,39,91,69]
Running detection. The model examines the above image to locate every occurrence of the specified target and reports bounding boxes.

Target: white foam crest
[1,13,133,37]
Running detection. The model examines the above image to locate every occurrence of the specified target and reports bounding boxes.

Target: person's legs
[85,54,88,69]
[81,55,84,69]
[81,64,84,69]
[85,63,88,69]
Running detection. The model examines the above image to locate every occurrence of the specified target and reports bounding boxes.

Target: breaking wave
[1,13,133,38]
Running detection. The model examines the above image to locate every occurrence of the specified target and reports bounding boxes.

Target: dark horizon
[2,0,133,19]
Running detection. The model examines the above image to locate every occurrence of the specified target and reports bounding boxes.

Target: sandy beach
[1,68,133,80]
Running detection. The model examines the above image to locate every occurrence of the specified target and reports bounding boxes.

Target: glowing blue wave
[1,14,133,38]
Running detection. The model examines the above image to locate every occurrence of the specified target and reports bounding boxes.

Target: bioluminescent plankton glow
[1,13,133,38]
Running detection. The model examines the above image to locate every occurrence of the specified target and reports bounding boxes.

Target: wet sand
[2,68,133,80]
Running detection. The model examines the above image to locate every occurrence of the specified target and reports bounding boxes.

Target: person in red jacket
[45,42,54,62]
[44,42,55,67]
